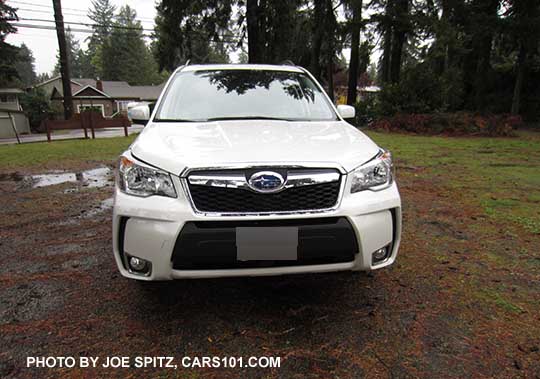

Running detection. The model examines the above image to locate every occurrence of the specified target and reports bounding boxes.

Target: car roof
[179,64,305,73]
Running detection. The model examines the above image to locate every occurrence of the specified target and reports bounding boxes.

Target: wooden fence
[45,111,131,142]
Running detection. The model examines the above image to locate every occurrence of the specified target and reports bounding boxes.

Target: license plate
[236,227,298,261]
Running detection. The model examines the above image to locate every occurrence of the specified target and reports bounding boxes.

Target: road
[0,124,144,145]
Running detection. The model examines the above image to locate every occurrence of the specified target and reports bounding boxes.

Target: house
[0,88,30,139]
[0,88,24,111]
[34,76,165,118]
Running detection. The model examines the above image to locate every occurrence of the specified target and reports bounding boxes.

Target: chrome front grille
[184,168,342,214]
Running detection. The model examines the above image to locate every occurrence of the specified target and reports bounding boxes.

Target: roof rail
[173,60,191,75]
[280,60,296,66]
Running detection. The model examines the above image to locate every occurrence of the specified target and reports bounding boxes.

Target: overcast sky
[6,0,157,75]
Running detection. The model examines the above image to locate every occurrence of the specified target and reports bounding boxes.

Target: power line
[11,7,98,18]
[9,0,92,13]
[18,17,156,32]
[11,22,153,36]
[11,22,240,43]
[13,7,155,23]
[8,0,155,22]
[12,31,59,39]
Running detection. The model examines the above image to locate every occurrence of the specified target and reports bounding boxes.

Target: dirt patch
[0,282,65,324]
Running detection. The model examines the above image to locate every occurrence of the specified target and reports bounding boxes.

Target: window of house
[0,94,17,103]
[117,101,131,111]
[77,104,105,116]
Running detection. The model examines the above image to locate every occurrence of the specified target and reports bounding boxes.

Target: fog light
[129,256,149,272]
[372,246,390,264]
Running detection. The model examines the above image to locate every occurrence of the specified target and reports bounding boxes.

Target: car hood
[130,120,381,175]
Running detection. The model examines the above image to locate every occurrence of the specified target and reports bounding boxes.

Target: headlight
[350,150,393,193]
[117,155,177,198]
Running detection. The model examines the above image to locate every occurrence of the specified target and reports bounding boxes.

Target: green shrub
[370,112,521,136]
[376,63,465,116]
[354,95,378,126]
[19,88,52,130]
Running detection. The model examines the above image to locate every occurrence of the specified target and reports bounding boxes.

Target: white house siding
[0,110,30,138]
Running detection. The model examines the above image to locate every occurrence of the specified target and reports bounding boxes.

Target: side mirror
[128,105,150,124]
[337,104,355,120]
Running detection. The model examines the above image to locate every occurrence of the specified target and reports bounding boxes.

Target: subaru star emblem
[248,171,285,193]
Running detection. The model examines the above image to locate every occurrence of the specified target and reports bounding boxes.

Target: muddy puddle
[32,167,113,189]
[81,197,114,218]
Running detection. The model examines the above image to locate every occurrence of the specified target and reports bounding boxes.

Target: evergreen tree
[508,0,540,115]
[36,72,51,84]
[373,0,412,84]
[77,49,95,78]
[244,0,310,65]
[87,0,116,77]
[54,27,83,78]
[0,1,20,86]
[14,43,36,86]
[102,5,161,84]
[154,0,234,71]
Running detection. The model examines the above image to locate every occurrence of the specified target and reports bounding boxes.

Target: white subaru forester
[114,64,401,280]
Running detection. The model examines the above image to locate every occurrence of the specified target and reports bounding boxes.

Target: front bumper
[112,178,402,280]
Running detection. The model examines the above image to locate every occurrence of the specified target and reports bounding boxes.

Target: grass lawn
[0,134,137,171]
[1,130,539,234]
[365,130,540,234]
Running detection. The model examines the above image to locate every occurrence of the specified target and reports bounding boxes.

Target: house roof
[72,85,111,98]
[74,78,131,89]
[104,84,165,100]
[0,88,24,94]
[38,76,164,101]
[33,75,62,87]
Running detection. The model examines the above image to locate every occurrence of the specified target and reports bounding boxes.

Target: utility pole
[52,0,73,120]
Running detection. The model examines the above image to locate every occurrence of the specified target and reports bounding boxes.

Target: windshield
[155,69,338,122]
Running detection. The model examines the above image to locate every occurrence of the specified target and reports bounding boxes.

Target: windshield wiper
[153,118,202,122]
[203,116,296,122]
[153,116,307,122]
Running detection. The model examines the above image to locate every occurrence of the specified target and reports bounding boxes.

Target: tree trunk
[511,42,526,115]
[433,0,451,75]
[247,0,261,63]
[325,0,336,101]
[380,26,392,83]
[52,0,73,120]
[511,0,538,115]
[380,0,393,84]
[327,59,334,102]
[310,0,325,80]
[472,0,498,110]
[389,0,408,84]
[473,33,494,110]
[347,0,363,105]
[389,32,405,83]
